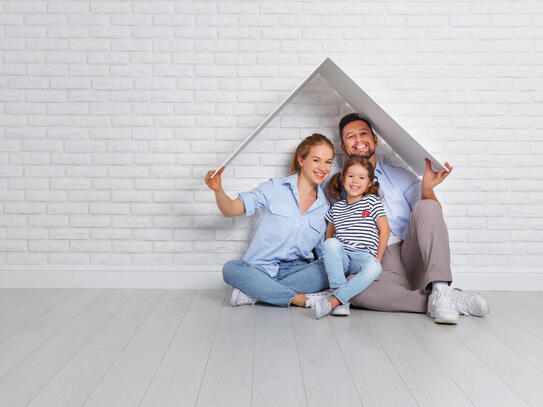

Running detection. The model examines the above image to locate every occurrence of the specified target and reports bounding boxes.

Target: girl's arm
[375,216,391,262]
[205,168,245,217]
[325,222,335,239]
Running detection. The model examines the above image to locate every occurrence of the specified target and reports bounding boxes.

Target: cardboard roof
[213,57,444,177]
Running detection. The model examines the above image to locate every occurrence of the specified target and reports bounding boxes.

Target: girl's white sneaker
[314,298,332,319]
[332,302,350,316]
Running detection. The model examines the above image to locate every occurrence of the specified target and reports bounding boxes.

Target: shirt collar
[283,173,328,211]
[282,173,299,187]
[375,160,384,174]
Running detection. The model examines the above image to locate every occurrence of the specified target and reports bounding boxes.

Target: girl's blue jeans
[323,238,382,304]
[222,259,329,307]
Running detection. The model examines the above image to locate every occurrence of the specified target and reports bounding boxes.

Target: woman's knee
[222,260,244,284]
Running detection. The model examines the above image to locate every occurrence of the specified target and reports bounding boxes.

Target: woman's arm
[374,216,390,262]
[205,168,245,217]
[325,222,335,239]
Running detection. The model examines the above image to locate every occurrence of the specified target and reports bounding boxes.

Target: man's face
[341,120,378,159]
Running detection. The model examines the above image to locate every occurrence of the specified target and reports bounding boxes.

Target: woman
[204,134,335,307]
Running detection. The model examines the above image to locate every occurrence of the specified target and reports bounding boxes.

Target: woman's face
[298,143,334,185]
[343,163,371,201]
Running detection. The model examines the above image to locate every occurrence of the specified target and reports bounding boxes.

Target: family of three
[204,113,489,324]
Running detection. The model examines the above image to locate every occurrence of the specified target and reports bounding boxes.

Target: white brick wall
[1,0,542,289]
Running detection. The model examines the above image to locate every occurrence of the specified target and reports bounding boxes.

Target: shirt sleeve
[403,176,422,210]
[237,179,274,217]
[371,197,387,221]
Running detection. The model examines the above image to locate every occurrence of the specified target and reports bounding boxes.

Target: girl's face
[298,143,334,185]
[343,163,372,201]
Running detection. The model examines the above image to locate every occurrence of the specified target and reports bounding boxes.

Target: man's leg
[349,243,428,313]
[222,260,297,307]
[400,199,452,289]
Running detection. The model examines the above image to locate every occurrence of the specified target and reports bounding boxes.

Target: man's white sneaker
[331,302,351,316]
[314,298,333,319]
[305,290,333,308]
[230,288,257,307]
[451,288,489,317]
[427,289,459,324]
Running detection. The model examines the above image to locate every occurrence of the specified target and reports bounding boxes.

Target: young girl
[314,156,391,318]
[205,134,335,308]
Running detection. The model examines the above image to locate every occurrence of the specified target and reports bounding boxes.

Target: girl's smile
[343,164,372,203]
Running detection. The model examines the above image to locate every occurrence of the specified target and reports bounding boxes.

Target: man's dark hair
[338,113,376,145]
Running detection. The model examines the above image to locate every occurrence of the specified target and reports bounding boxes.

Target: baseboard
[0,266,542,290]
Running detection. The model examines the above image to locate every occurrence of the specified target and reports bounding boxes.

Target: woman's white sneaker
[451,289,489,317]
[427,289,459,324]
[230,288,257,306]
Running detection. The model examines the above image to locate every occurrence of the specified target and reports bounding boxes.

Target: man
[329,113,488,324]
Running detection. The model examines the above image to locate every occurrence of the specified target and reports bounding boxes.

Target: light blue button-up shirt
[324,161,421,241]
[374,161,421,240]
[238,173,329,277]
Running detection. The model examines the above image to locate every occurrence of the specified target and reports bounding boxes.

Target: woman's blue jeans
[222,259,329,307]
[323,238,382,304]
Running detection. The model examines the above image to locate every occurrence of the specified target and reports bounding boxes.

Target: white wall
[0,0,542,289]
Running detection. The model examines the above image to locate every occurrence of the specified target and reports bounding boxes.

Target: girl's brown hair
[327,156,380,202]
[290,133,335,174]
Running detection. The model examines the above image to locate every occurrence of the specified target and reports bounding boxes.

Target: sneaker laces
[433,290,455,310]
[451,289,473,315]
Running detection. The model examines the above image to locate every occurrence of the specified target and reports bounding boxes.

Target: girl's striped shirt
[325,194,386,256]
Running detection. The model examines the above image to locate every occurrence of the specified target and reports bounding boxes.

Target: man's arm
[421,158,453,206]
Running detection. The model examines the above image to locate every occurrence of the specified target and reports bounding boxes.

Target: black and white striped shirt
[325,194,386,256]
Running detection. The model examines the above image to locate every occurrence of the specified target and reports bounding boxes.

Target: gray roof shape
[214,57,443,177]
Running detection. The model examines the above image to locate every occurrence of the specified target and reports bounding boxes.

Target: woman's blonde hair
[290,133,334,174]
[327,156,380,202]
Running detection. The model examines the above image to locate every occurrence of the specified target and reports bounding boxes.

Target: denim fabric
[323,238,382,304]
[222,258,329,307]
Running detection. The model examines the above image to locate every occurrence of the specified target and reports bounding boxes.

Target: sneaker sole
[427,311,458,325]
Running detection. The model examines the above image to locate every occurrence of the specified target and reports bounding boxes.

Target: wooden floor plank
[401,313,528,407]
[27,348,120,407]
[82,290,194,407]
[0,290,132,407]
[251,305,306,407]
[330,311,419,407]
[0,348,30,378]
[0,289,541,407]
[84,290,164,350]
[0,289,74,343]
[363,311,473,407]
[451,314,543,406]
[292,306,363,407]
[195,293,255,407]
[139,290,226,407]
[2,289,103,348]
[481,292,543,342]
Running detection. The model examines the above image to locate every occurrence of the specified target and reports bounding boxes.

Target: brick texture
[0,0,541,287]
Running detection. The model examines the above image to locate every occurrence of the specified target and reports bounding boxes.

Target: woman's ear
[297,155,304,168]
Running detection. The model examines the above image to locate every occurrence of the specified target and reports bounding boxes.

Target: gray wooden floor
[1,289,543,407]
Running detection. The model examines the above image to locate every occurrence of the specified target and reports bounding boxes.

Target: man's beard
[350,149,375,160]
